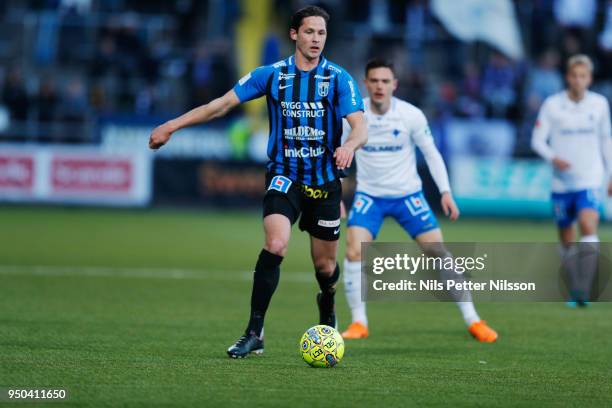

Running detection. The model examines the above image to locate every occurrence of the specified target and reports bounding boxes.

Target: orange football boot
[341,322,369,339]
[468,320,498,342]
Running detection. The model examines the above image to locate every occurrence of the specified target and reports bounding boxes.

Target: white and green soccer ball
[299,325,344,368]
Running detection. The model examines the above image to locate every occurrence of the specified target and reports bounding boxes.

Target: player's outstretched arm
[334,111,367,170]
[149,90,241,150]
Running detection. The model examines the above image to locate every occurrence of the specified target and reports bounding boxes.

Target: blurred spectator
[58,3,88,63]
[89,81,112,113]
[405,0,426,69]
[524,49,563,115]
[190,44,214,107]
[346,0,369,23]
[554,0,597,56]
[36,77,59,124]
[600,1,612,51]
[146,29,172,83]
[598,1,612,80]
[135,85,158,115]
[455,62,485,118]
[90,36,119,79]
[2,68,30,123]
[434,81,459,122]
[401,70,426,109]
[60,0,92,14]
[114,14,144,76]
[517,49,563,155]
[370,0,391,34]
[57,78,89,142]
[262,31,281,66]
[481,53,520,119]
[189,40,235,107]
[529,0,558,55]
[560,32,583,68]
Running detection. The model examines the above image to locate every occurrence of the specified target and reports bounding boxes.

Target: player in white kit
[531,54,612,307]
[341,59,498,342]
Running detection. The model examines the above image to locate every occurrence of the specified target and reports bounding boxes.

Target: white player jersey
[531,91,612,193]
[342,97,450,198]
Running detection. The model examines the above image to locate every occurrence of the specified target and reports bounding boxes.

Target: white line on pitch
[0,265,314,283]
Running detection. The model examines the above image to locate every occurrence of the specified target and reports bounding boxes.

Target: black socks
[245,256,340,337]
[246,249,283,338]
[316,263,340,302]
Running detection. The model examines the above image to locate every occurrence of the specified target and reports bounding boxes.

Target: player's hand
[334,146,354,170]
[552,157,570,171]
[607,180,612,196]
[441,192,460,221]
[149,123,173,150]
[340,200,347,219]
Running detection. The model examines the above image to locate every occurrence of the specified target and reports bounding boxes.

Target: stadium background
[1,1,611,406]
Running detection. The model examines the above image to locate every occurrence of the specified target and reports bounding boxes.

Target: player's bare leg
[558,225,575,246]
[415,228,498,342]
[227,214,291,358]
[310,236,340,328]
[263,214,292,256]
[342,226,372,339]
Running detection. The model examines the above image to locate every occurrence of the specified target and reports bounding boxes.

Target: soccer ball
[299,325,344,368]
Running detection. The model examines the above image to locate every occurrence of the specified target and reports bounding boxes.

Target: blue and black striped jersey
[233,55,364,186]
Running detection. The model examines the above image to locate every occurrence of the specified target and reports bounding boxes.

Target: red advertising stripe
[0,156,34,189]
[51,158,133,192]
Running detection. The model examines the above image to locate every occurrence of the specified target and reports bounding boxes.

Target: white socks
[343,259,368,326]
[456,301,480,326]
[343,258,480,327]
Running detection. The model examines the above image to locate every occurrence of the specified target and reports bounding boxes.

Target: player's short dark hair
[290,5,330,31]
[365,58,395,77]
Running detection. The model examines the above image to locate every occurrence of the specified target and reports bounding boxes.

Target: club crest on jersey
[318,81,330,97]
[268,175,292,194]
[351,194,374,215]
[404,195,429,215]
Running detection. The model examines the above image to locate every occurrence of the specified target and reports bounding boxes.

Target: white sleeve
[599,98,612,177]
[531,100,555,162]
[411,110,451,194]
[341,118,351,144]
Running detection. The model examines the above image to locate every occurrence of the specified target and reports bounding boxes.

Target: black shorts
[263,174,342,241]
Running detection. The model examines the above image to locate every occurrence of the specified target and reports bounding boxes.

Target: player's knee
[421,243,449,259]
[579,220,597,236]
[345,243,361,262]
[578,210,599,235]
[265,238,288,257]
[313,257,336,275]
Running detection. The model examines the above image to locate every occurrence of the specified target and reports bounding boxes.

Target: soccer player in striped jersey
[149,6,367,357]
[531,54,612,307]
[340,59,498,342]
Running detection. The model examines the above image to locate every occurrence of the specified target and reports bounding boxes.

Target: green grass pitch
[1,207,611,407]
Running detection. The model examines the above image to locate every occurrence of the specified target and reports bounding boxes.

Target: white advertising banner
[0,145,152,206]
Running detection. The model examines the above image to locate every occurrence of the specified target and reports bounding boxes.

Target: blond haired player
[531,54,612,306]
